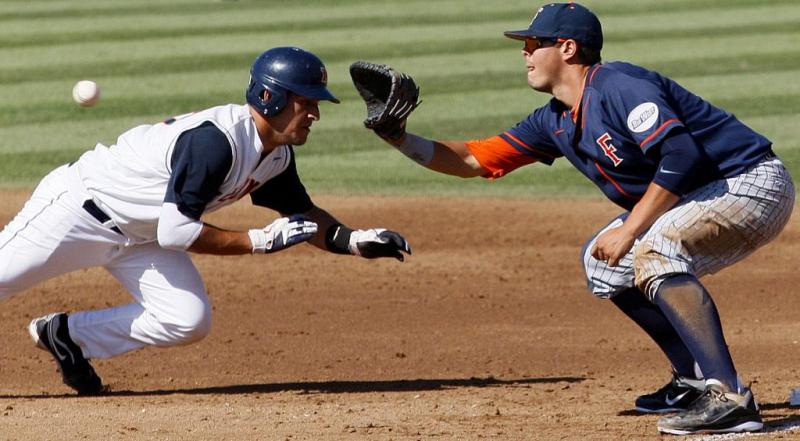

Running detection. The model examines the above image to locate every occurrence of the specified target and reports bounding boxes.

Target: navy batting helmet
[246,47,339,117]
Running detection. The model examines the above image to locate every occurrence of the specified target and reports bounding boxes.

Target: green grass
[1,0,799,199]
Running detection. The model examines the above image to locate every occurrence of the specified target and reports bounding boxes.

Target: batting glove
[349,228,412,261]
[249,215,318,254]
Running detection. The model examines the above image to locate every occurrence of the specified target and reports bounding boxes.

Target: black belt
[82,200,123,235]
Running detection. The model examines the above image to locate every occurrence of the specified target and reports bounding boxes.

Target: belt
[82,200,123,235]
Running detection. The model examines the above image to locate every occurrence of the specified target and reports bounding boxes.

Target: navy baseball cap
[504,2,603,49]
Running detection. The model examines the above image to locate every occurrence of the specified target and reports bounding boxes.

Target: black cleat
[29,313,105,395]
[657,381,763,435]
[635,373,705,413]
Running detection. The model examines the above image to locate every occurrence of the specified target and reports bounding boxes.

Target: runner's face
[268,93,320,146]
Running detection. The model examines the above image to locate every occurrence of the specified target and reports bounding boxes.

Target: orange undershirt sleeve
[464,135,538,179]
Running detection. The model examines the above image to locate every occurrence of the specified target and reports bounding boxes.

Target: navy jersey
[467,62,772,210]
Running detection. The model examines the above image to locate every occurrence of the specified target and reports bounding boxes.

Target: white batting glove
[249,215,318,254]
[348,228,412,261]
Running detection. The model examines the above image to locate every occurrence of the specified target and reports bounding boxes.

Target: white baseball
[72,80,101,107]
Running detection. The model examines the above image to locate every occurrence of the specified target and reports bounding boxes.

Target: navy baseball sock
[653,274,739,392]
[611,288,698,378]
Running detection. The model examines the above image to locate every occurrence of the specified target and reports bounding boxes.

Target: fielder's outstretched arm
[384,134,487,178]
[348,61,489,179]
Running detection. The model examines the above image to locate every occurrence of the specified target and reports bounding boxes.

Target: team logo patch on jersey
[627,102,659,133]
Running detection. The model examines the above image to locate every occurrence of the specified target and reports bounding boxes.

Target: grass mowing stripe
[0,0,366,21]
[0,11,523,49]
[5,14,800,52]
[5,26,800,87]
[5,3,800,50]
[637,51,800,78]
[0,149,85,186]
[0,38,508,85]
[2,0,796,22]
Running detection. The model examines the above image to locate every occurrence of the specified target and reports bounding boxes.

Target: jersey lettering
[596,132,623,166]
[219,178,260,202]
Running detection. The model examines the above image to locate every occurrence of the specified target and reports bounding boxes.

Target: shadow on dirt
[1,375,587,399]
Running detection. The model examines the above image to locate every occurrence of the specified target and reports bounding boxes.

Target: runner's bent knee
[146,290,212,346]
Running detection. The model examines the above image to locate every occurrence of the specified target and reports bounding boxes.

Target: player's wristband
[395,133,434,166]
[324,224,354,255]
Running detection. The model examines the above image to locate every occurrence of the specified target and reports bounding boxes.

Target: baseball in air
[72,80,101,107]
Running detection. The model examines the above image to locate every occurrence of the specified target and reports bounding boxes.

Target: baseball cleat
[635,373,705,413]
[657,381,763,435]
[29,313,105,395]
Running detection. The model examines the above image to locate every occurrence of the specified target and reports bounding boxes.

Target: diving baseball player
[0,47,411,395]
[349,3,793,436]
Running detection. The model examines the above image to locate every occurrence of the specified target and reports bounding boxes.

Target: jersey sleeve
[164,121,233,220]
[465,107,561,179]
[250,146,314,214]
[604,77,684,153]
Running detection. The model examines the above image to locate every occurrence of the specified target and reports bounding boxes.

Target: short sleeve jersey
[467,62,772,210]
[164,121,312,220]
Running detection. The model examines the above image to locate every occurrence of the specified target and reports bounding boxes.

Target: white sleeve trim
[157,202,204,251]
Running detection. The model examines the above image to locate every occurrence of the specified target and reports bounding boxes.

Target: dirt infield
[0,190,799,440]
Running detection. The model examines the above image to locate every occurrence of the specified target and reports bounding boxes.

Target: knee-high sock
[653,274,738,392]
[611,288,698,378]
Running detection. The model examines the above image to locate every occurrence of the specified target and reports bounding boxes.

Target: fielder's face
[266,93,321,146]
[521,38,563,93]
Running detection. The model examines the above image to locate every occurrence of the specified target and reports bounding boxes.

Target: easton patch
[627,102,659,133]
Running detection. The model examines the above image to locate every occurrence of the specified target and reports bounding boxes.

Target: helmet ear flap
[261,82,288,116]
[246,77,288,117]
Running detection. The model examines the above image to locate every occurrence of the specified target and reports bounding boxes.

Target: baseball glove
[349,61,421,141]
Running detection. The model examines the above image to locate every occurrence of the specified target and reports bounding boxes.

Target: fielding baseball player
[0,47,411,395]
[349,3,794,435]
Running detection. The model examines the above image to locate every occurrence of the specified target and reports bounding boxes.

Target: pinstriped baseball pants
[582,156,794,300]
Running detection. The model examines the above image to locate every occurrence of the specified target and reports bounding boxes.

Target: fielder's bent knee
[581,221,636,299]
[633,232,693,299]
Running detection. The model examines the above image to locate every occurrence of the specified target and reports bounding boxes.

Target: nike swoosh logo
[658,167,682,175]
[47,315,76,363]
[47,320,68,362]
[665,391,689,405]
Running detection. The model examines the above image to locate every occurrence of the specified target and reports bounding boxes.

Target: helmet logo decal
[320,66,328,85]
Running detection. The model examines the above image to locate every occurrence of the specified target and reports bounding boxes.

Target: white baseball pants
[583,156,794,300]
[0,165,211,359]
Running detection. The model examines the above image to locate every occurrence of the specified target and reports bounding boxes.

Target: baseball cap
[504,2,603,49]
